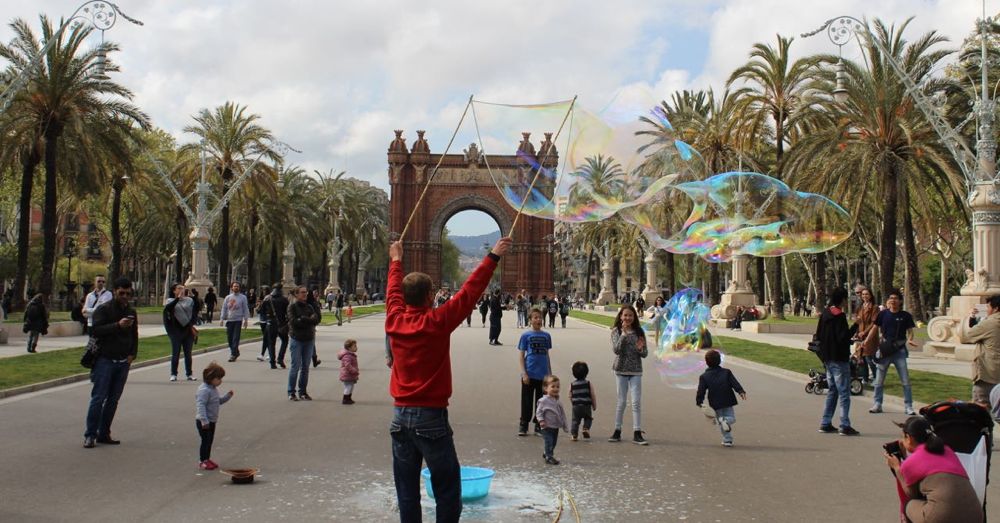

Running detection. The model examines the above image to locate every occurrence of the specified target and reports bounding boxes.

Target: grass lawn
[569,310,969,405]
[320,304,385,325]
[0,329,261,391]
[761,315,817,325]
[3,305,162,324]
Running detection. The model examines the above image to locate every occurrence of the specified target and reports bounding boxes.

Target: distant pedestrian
[569,361,597,441]
[287,286,320,401]
[559,296,571,328]
[696,349,747,447]
[163,282,197,381]
[816,287,860,436]
[203,287,217,323]
[23,293,49,353]
[339,339,359,404]
[853,287,879,384]
[346,303,354,324]
[478,294,489,327]
[83,275,112,330]
[546,296,558,328]
[307,290,323,368]
[335,291,345,326]
[488,289,504,345]
[219,282,250,362]
[195,361,234,470]
[961,294,1000,406]
[536,375,569,465]
[264,284,290,369]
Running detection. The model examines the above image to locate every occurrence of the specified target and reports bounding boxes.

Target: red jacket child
[385,238,511,408]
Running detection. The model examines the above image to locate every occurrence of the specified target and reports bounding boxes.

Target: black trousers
[520,378,544,430]
[489,316,502,342]
[547,312,556,328]
[196,420,216,461]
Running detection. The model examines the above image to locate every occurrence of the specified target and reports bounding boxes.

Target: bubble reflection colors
[653,288,718,390]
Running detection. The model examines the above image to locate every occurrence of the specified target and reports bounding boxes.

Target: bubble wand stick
[398,95,474,242]
[508,95,577,237]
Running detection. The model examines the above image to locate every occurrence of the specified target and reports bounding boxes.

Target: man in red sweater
[386,236,511,523]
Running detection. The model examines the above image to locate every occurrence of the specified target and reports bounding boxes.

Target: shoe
[494,341,503,346]
[905,407,917,416]
[186,376,196,381]
[199,461,212,470]
[718,418,731,433]
[169,375,177,382]
[256,356,266,362]
[839,426,860,436]
[342,394,354,405]
[288,394,299,401]
[313,360,321,368]
[817,425,838,433]
[544,456,560,465]
[83,437,96,449]
[608,430,622,442]
[582,429,590,439]
[227,356,237,362]
[722,441,734,447]
[299,393,313,401]
[869,405,883,414]
[571,434,578,441]
[279,361,286,369]
[534,426,543,437]
[27,348,36,353]
[97,436,121,445]
[205,459,219,470]
[517,428,528,437]
[270,364,278,369]
[633,430,648,445]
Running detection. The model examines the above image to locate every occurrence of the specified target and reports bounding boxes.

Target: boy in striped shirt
[570,361,597,441]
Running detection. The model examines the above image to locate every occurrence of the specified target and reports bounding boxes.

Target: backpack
[548,301,558,314]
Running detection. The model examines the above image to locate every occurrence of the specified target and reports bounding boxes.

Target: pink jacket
[338,349,359,382]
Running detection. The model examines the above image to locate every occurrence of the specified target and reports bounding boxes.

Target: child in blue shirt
[695,350,746,447]
[518,309,552,436]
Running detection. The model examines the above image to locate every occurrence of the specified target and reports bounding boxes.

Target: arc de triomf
[388,130,554,297]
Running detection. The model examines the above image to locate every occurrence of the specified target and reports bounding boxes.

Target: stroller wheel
[814,384,827,395]
[805,383,815,394]
[850,378,864,396]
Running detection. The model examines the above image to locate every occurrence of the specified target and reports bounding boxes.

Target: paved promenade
[1,310,997,521]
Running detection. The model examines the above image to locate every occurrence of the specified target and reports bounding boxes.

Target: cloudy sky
[3,0,988,234]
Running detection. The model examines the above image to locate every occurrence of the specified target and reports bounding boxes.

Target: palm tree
[183,102,280,288]
[0,16,149,297]
[786,18,962,318]
[728,34,822,318]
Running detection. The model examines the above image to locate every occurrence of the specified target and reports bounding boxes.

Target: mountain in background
[447,230,501,257]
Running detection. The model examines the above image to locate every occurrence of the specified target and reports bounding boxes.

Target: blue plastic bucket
[421,466,495,501]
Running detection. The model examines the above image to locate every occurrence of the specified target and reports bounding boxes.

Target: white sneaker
[718,417,731,433]
[169,375,177,382]
[722,441,734,447]
[905,407,917,416]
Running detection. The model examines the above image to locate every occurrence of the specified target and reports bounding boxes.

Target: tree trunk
[585,246,594,300]
[879,164,899,299]
[247,210,259,290]
[814,253,827,313]
[611,257,620,299]
[665,252,675,296]
[783,256,797,307]
[109,180,123,280]
[938,254,949,315]
[14,146,40,310]
[39,125,63,297]
[709,263,720,305]
[269,241,280,285]
[901,203,925,321]
[754,257,765,304]
[219,169,232,288]
[175,207,186,283]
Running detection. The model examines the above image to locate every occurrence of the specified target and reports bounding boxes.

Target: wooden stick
[398,95,474,241]
[508,96,577,237]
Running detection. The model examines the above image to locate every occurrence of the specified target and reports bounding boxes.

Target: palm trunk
[879,165,899,299]
[814,253,827,313]
[175,207,187,282]
[754,257,765,304]
[665,252,676,296]
[901,199,925,320]
[938,254,949,314]
[611,257,620,298]
[14,147,40,310]
[709,263,720,305]
[269,241,280,285]
[247,210,259,289]
[585,247,594,300]
[219,169,232,287]
[39,126,63,297]
[109,180,123,280]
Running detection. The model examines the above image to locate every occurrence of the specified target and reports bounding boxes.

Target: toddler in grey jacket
[535,375,569,465]
[195,362,234,470]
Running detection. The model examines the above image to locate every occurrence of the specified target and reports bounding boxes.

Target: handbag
[80,336,100,369]
[876,338,907,361]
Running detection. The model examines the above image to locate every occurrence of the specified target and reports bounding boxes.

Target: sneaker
[83,437,96,449]
[571,434,578,441]
[186,376,196,381]
[544,456,560,465]
[96,435,121,445]
[722,441,734,447]
[718,418,731,433]
[278,361,286,369]
[608,429,622,442]
[494,341,503,346]
[904,407,917,416]
[256,356,266,362]
[839,426,860,436]
[582,429,590,439]
[517,428,528,437]
[817,425,838,433]
[199,461,212,470]
[633,430,648,445]
[869,405,883,414]
[227,356,237,362]
[169,375,177,382]
[288,394,299,401]
[312,360,321,368]
[205,459,219,470]
[299,393,313,401]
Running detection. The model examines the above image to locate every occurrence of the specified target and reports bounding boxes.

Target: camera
[883,440,904,460]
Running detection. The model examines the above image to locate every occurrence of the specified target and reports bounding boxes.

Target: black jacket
[264,291,290,327]
[23,300,49,333]
[288,300,321,341]
[488,295,503,318]
[816,306,858,363]
[163,298,196,339]
[92,299,139,360]
[696,366,745,410]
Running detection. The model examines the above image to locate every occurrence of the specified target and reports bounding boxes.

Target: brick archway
[388,130,554,297]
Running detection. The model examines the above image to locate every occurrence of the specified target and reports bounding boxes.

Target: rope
[508,95,577,236]
[398,95,474,241]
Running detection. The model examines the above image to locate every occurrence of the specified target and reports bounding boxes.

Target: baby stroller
[805,343,864,396]
[919,400,993,519]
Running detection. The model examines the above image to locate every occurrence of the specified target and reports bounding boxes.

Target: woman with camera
[884,416,982,523]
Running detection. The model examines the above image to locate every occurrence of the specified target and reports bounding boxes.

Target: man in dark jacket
[84,277,139,449]
[264,284,290,369]
[488,289,504,345]
[816,287,860,436]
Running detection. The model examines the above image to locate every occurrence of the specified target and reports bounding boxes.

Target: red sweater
[385,255,498,407]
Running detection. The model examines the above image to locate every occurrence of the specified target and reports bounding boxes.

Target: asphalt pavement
[0,311,997,522]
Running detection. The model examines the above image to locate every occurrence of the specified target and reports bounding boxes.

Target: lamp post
[804,10,1000,359]
[0,1,142,115]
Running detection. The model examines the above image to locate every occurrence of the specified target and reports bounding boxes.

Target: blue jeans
[821,361,852,428]
[169,332,194,377]
[715,406,735,444]
[84,357,131,439]
[873,349,913,408]
[390,407,461,523]
[287,337,314,395]
[614,374,642,430]
[225,321,242,357]
[542,427,559,458]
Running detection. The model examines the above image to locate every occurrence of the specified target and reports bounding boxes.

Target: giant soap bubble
[468,90,705,223]
[622,172,853,262]
[653,288,718,390]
